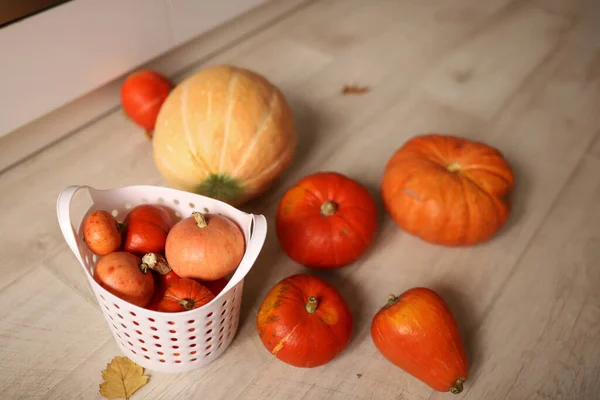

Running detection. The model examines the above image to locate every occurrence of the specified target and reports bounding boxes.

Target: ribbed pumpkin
[381,134,515,246]
[152,65,297,206]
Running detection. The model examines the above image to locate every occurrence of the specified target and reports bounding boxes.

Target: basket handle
[56,185,87,265]
[216,213,267,299]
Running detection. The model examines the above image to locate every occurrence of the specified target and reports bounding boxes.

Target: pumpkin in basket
[152,65,297,206]
[381,134,515,246]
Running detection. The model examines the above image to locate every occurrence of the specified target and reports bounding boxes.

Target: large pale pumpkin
[381,134,515,246]
[152,65,296,205]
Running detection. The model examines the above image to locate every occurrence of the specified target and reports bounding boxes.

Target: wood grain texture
[0,0,599,399]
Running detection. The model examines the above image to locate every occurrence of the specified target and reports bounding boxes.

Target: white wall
[0,0,266,138]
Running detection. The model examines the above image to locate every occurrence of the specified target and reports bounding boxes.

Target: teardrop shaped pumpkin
[152,65,297,206]
[371,287,468,394]
[381,134,515,246]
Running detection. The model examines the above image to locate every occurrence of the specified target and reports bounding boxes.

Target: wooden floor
[2,0,600,398]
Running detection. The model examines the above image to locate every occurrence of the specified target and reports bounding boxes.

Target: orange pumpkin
[120,70,172,136]
[257,274,353,368]
[165,212,245,281]
[157,278,215,312]
[152,65,297,206]
[381,134,515,246]
[371,288,468,394]
[276,172,378,269]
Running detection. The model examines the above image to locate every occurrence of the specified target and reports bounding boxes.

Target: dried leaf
[99,356,150,400]
[341,84,370,95]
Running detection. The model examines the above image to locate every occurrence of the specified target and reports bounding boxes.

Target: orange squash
[276,171,378,269]
[157,278,215,313]
[152,65,297,206]
[381,134,515,246]
[165,212,245,281]
[371,287,468,394]
[257,274,353,368]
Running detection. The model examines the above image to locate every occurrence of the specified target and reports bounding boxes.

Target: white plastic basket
[56,185,267,373]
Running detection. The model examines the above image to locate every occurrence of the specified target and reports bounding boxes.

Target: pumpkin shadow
[495,153,526,236]
[235,219,284,328]
[358,180,389,257]
[430,284,481,379]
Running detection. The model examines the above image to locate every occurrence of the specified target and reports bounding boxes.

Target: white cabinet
[0,0,267,138]
[167,0,266,46]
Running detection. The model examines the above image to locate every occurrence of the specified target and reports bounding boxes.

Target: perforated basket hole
[158,197,165,204]
[173,199,180,205]
[203,207,209,213]
[141,198,149,204]
[189,202,195,209]
[125,203,133,210]
[111,209,119,217]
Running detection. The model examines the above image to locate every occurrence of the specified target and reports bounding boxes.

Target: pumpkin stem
[450,378,465,394]
[387,294,399,306]
[192,212,208,228]
[140,253,172,275]
[305,296,319,314]
[320,201,338,217]
[446,162,462,173]
[179,299,195,310]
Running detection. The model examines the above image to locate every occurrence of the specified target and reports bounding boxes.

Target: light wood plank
[236,1,600,398]
[588,131,600,159]
[0,267,111,399]
[1,0,599,399]
[429,154,600,400]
